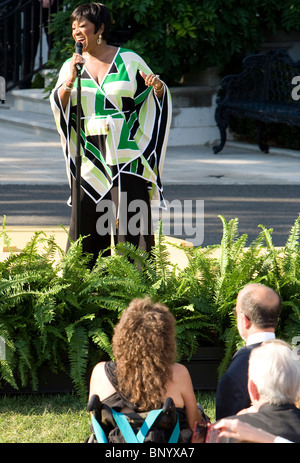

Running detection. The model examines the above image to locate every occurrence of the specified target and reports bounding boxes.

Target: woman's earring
[97,34,102,45]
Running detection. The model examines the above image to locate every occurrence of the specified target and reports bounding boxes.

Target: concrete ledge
[11,86,217,110]
[12,89,52,116]
[170,86,217,108]
[0,226,193,269]
[3,87,220,146]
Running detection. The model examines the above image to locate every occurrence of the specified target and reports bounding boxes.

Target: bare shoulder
[89,361,116,400]
[92,361,106,374]
[171,363,191,380]
[90,361,107,384]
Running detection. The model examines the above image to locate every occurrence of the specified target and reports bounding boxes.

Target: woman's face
[72,18,98,52]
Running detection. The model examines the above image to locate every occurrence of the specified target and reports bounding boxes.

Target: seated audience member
[216,283,282,420]
[89,297,207,441]
[219,340,300,443]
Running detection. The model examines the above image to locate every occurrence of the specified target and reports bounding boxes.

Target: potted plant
[1,215,300,398]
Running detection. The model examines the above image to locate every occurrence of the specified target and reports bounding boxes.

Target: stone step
[0,86,220,146]
[0,89,56,136]
[0,107,57,136]
[12,89,52,116]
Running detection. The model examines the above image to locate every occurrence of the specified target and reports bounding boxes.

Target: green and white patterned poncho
[50,48,172,207]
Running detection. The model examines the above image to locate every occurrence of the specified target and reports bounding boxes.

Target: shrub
[0,216,300,398]
[46,0,300,88]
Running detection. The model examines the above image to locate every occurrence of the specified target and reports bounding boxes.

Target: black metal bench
[213,49,300,154]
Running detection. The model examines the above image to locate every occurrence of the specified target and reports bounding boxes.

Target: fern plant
[215,214,300,375]
[0,227,67,391]
[1,215,300,398]
[261,215,300,341]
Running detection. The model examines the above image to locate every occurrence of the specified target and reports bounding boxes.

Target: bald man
[216,283,282,420]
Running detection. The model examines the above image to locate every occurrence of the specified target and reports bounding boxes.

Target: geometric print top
[50,48,172,206]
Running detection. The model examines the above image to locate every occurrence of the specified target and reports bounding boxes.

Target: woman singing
[50,3,172,266]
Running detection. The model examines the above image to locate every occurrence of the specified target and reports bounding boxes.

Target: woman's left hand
[139,71,164,93]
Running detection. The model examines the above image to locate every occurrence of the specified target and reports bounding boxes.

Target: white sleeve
[273,436,293,443]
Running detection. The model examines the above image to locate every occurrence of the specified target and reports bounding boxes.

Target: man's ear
[248,379,259,403]
[242,312,252,330]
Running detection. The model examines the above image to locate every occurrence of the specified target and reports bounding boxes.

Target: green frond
[21,231,47,261]
[176,332,199,361]
[150,221,173,286]
[67,324,89,398]
[282,215,300,279]
[40,234,66,265]
[0,216,13,252]
[114,241,150,269]
[0,273,33,295]
[33,285,68,328]
[280,300,300,340]
[14,335,40,389]
[258,224,275,250]
[59,236,94,275]
[90,327,114,360]
[284,214,300,252]
[0,360,18,390]
[217,326,240,378]
[0,328,18,389]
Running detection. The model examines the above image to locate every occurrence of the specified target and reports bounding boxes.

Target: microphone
[75,42,83,72]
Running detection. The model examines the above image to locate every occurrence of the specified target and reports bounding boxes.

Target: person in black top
[216,283,282,420]
[219,340,300,443]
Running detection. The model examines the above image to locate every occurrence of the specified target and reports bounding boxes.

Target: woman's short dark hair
[70,2,111,40]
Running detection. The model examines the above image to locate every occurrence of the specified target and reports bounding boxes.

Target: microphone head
[75,42,83,54]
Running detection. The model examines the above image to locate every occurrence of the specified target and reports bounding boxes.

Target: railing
[0,0,61,91]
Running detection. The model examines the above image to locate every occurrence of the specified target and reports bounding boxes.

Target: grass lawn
[0,391,216,443]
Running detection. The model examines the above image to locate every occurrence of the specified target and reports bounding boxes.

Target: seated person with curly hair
[89,297,207,441]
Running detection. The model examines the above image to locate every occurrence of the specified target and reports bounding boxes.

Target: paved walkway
[1,100,299,261]
[0,122,300,185]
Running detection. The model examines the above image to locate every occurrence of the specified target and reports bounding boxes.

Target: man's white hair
[249,340,300,405]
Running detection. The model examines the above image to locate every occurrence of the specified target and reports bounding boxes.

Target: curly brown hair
[112,297,177,411]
